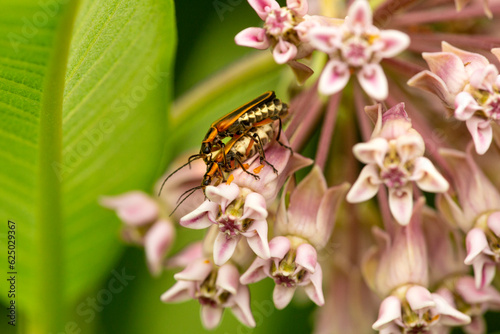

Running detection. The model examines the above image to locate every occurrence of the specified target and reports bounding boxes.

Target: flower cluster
[101,0,500,332]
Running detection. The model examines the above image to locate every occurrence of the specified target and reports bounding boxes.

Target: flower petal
[231,285,256,327]
[346,164,381,203]
[464,228,490,265]
[422,51,468,95]
[345,0,372,33]
[160,280,196,303]
[303,263,325,306]
[205,183,240,212]
[100,191,158,226]
[248,0,280,20]
[179,200,219,229]
[456,276,500,305]
[174,258,213,281]
[411,157,449,193]
[469,64,498,92]
[240,257,271,284]
[273,39,297,64]
[235,27,270,49]
[465,116,493,155]
[240,192,268,221]
[313,182,350,248]
[295,243,317,272]
[242,219,271,259]
[269,236,291,258]
[406,285,435,311]
[407,70,454,106]
[353,137,389,166]
[308,26,341,54]
[441,41,490,77]
[287,60,314,85]
[273,284,296,309]
[395,130,425,163]
[432,293,471,326]
[144,220,175,276]
[376,30,410,58]
[166,242,203,268]
[213,233,241,266]
[372,296,402,330]
[318,59,350,96]
[471,254,496,289]
[287,165,327,236]
[455,92,481,121]
[357,63,388,101]
[201,305,224,330]
[287,0,308,15]
[388,184,413,226]
[216,263,240,295]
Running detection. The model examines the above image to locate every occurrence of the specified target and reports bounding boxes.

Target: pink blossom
[180,183,270,266]
[161,258,255,329]
[408,42,500,154]
[235,0,324,68]
[240,236,324,309]
[308,0,409,100]
[373,285,470,333]
[362,198,429,297]
[100,191,175,276]
[347,103,449,225]
[275,165,349,249]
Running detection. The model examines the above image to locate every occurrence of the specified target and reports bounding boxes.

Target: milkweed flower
[346,103,449,225]
[364,199,471,333]
[100,191,175,276]
[436,276,500,334]
[180,183,271,266]
[308,0,409,100]
[235,0,323,64]
[240,166,348,309]
[439,148,500,289]
[161,256,255,329]
[408,42,500,154]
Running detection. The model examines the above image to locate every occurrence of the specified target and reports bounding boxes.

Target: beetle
[159,92,290,196]
[199,91,288,158]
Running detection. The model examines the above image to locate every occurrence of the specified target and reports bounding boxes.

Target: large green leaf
[0,0,175,332]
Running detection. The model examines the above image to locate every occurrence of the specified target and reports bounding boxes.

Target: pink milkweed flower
[365,199,471,332]
[161,257,255,329]
[240,166,348,309]
[346,103,449,225]
[408,42,500,155]
[439,148,500,288]
[436,276,500,334]
[363,198,429,298]
[240,236,324,309]
[100,191,175,276]
[180,183,270,266]
[372,285,471,333]
[235,0,325,65]
[308,0,409,100]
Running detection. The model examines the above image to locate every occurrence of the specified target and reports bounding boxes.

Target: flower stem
[315,93,341,171]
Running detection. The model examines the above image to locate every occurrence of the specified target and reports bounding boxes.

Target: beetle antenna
[169,185,204,216]
[158,155,202,196]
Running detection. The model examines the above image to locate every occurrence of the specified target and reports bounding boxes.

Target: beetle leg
[251,132,278,174]
[234,155,260,180]
[276,117,294,155]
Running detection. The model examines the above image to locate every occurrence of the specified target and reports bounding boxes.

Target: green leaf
[0,0,176,332]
